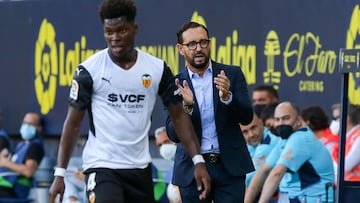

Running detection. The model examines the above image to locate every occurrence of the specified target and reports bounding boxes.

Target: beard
[186,51,210,70]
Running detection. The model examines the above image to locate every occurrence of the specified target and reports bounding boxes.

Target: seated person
[301,105,339,154]
[260,103,278,131]
[240,113,280,186]
[245,102,335,203]
[0,112,45,198]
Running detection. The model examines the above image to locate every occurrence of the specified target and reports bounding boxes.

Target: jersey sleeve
[158,62,182,107]
[266,139,284,168]
[25,142,44,164]
[69,65,93,110]
[277,132,309,173]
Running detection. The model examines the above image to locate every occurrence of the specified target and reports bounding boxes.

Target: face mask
[329,120,340,135]
[253,104,267,117]
[159,144,177,161]
[272,125,294,139]
[20,124,36,140]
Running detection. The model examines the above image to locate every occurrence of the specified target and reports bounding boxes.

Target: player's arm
[167,104,210,200]
[258,164,287,203]
[56,107,85,170]
[49,65,91,203]
[160,63,210,200]
[48,107,85,203]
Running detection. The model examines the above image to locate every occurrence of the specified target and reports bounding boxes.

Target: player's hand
[194,163,211,200]
[48,176,65,203]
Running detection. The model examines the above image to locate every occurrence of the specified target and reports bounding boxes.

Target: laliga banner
[0,0,359,135]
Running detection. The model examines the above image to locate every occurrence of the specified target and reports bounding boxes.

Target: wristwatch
[183,101,194,113]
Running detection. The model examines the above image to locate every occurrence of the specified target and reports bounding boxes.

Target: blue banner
[0,0,359,135]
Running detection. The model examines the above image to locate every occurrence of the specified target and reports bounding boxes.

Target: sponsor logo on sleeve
[70,80,79,100]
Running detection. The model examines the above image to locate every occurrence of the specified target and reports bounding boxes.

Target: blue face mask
[19,124,36,140]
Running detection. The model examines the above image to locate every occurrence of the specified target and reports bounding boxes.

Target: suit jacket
[166,61,255,187]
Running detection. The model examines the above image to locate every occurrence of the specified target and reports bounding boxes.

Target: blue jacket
[166,61,254,186]
[0,138,43,198]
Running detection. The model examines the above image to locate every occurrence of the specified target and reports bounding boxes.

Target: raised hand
[175,78,194,105]
[214,70,231,101]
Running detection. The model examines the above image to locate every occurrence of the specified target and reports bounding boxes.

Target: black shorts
[84,164,155,203]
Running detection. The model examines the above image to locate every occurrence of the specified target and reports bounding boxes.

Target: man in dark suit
[166,21,254,203]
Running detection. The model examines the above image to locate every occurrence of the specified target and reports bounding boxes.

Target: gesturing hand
[175,78,194,105]
[214,70,231,101]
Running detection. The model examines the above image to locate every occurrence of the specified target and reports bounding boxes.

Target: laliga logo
[346,5,360,105]
[34,19,58,115]
[34,19,98,115]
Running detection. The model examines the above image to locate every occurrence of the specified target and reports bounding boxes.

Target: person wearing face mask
[155,126,182,203]
[329,103,341,135]
[245,102,335,203]
[0,112,44,199]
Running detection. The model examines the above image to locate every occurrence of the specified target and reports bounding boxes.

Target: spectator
[166,21,254,203]
[252,84,279,106]
[0,112,45,198]
[333,104,360,181]
[259,103,278,131]
[245,102,334,203]
[48,1,210,202]
[154,126,181,203]
[329,103,341,135]
[301,105,339,154]
[252,85,279,129]
[239,113,280,186]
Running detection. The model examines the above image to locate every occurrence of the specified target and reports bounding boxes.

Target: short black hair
[253,85,279,100]
[98,0,137,24]
[176,21,209,44]
[260,103,278,122]
[301,105,329,131]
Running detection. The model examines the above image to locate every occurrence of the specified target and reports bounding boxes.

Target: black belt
[202,153,221,163]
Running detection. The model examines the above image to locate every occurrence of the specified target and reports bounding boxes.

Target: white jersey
[69,48,180,170]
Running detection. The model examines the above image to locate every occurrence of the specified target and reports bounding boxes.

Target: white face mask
[329,120,340,135]
[159,144,177,161]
